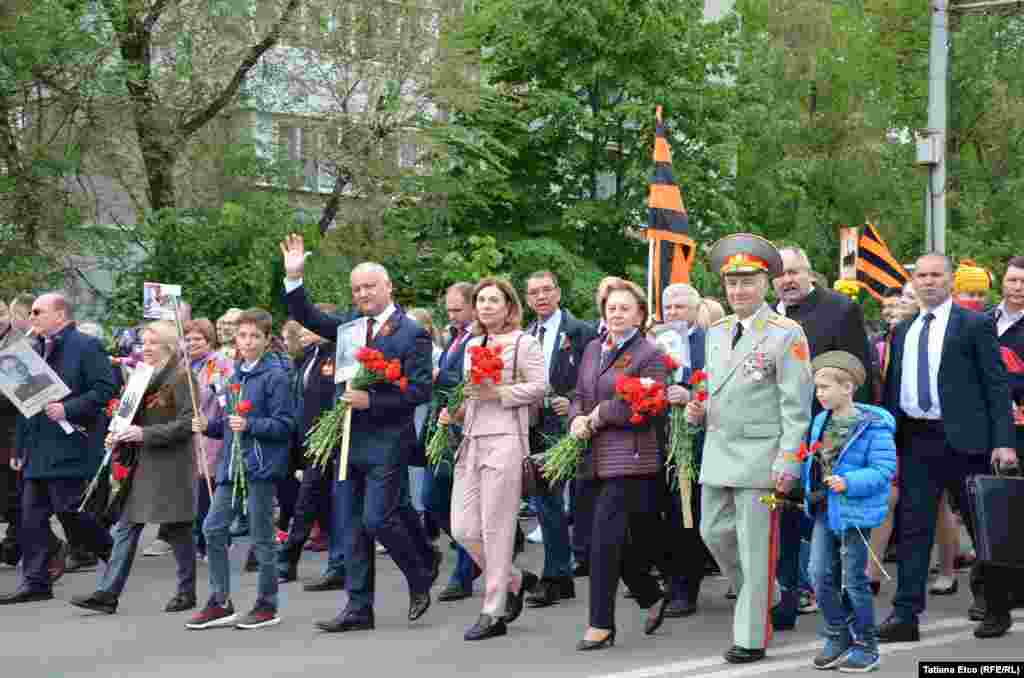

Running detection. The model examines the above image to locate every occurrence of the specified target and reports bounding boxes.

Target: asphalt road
[1,524,1021,678]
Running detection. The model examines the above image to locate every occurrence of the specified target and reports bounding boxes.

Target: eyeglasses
[527,286,558,297]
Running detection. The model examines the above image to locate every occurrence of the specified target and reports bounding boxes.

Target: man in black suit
[279,234,437,632]
[1,293,115,605]
[771,246,875,629]
[522,271,595,607]
[425,282,480,602]
[879,253,1017,643]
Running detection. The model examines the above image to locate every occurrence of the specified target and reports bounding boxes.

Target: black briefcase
[966,471,1024,569]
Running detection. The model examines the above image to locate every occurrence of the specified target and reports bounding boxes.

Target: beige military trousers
[701,485,779,650]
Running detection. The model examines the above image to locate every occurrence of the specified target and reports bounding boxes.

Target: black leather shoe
[877,616,920,643]
[465,613,507,640]
[526,576,575,608]
[974,613,1012,639]
[969,599,987,622]
[438,583,473,602]
[278,563,298,583]
[644,596,670,635]
[0,538,20,566]
[164,592,197,613]
[504,570,538,623]
[576,628,616,651]
[0,589,54,605]
[408,591,431,621]
[315,611,375,633]
[664,598,698,618]
[723,646,766,663]
[69,590,118,614]
[572,562,590,578]
[303,574,345,592]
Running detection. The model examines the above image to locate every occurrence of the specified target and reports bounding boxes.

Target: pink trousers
[451,434,524,616]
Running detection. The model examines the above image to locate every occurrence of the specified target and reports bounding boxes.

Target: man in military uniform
[686,234,813,664]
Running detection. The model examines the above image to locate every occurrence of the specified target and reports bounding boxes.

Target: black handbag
[966,465,1024,569]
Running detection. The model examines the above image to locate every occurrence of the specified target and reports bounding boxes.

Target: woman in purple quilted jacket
[568,279,674,651]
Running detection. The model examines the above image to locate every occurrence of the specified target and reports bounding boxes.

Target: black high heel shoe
[644,596,670,635]
[504,570,538,624]
[577,628,617,651]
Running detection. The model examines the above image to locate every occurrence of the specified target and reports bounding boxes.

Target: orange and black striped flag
[647,106,696,321]
[856,223,910,301]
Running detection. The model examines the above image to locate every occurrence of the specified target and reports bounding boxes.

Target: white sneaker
[526,526,543,544]
[143,539,173,557]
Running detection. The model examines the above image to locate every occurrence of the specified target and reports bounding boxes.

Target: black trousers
[21,478,112,592]
[892,419,1012,620]
[589,475,673,630]
[663,476,709,602]
[571,477,596,566]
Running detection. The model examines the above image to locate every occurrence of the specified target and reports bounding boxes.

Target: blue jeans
[101,520,194,596]
[529,489,572,579]
[809,510,875,642]
[204,481,277,609]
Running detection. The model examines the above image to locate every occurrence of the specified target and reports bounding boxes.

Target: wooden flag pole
[171,296,213,499]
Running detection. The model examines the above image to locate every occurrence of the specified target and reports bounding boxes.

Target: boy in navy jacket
[188,309,295,630]
[803,351,897,673]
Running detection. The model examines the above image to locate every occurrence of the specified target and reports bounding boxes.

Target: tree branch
[142,0,177,33]
[180,0,302,138]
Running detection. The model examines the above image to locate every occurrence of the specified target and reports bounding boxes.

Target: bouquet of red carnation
[305,346,409,472]
[615,374,669,424]
[224,380,253,510]
[665,367,707,489]
[468,344,504,384]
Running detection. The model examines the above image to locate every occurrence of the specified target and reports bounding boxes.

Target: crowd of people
[0,232,1021,673]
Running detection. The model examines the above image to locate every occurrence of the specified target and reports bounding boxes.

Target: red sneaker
[185,600,237,629]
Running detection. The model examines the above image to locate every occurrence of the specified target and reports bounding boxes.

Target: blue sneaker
[813,626,851,670]
[838,644,880,673]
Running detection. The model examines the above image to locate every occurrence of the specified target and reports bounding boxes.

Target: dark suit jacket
[782,286,874,406]
[285,285,433,468]
[16,324,115,479]
[991,306,1024,406]
[884,303,1014,455]
[526,308,597,438]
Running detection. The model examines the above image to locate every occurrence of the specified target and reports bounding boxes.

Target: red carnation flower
[689,369,708,386]
[230,383,241,394]
[106,399,121,418]
[662,354,680,371]
[630,413,646,425]
[385,360,402,382]
[696,391,708,402]
[399,377,409,392]
[112,462,130,482]
[237,400,253,415]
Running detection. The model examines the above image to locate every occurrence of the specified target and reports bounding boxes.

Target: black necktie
[917,313,935,412]
[732,323,744,350]
[366,317,376,346]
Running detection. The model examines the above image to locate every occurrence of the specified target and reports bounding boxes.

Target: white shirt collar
[371,303,397,330]
[540,308,562,334]
[998,301,1024,321]
[738,303,768,331]
[919,296,953,324]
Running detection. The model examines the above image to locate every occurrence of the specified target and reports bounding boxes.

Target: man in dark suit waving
[279,234,436,632]
[879,253,1017,643]
[522,271,595,607]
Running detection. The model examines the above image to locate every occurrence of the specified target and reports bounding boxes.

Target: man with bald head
[280,234,437,632]
[0,293,115,604]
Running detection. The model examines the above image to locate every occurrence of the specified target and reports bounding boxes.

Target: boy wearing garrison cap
[803,351,897,673]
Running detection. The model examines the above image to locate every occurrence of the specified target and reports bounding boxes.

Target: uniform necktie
[732,323,744,350]
[365,317,376,346]
[43,336,55,361]
[917,312,935,412]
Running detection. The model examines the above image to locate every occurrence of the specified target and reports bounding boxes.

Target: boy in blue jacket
[803,351,897,673]
[188,309,295,631]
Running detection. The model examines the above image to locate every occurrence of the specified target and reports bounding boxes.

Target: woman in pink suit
[442,277,547,641]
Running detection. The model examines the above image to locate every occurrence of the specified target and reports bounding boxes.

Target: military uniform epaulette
[766,313,800,329]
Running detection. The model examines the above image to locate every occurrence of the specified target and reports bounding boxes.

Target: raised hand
[279,233,308,281]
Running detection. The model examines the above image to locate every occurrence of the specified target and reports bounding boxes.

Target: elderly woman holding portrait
[568,279,674,651]
[441,277,547,641]
[69,320,197,615]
